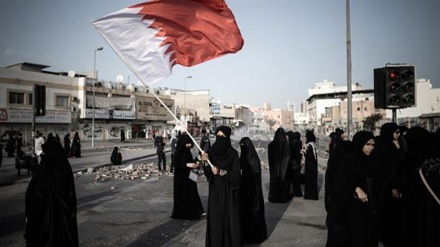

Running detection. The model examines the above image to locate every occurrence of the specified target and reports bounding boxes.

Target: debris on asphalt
[94,163,162,182]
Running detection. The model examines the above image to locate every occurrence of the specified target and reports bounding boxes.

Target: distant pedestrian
[199,128,211,155]
[64,133,71,157]
[110,146,122,165]
[34,131,45,163]
[120,129,125,143]
[55,133,61,142]
[170,133,205,220]
[239,137,267,243]
[154,131,166,171]
[303,130,318,200]
[5,131,15,157]
[25,137,79,246]
[16,132,25,157]
[70,132,81,158]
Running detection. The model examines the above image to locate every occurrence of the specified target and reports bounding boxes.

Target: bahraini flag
[92,0,244,86]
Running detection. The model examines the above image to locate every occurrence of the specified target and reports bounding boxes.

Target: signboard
[210,104,221,115]
[0,108,71,123]
[84,109,110,119]
[136,96,174,121]
[111,110,135,119]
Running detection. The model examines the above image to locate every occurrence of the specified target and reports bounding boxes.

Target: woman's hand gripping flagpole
[149,89,214,169]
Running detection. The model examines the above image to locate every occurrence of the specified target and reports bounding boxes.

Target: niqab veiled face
[362,139,375,156]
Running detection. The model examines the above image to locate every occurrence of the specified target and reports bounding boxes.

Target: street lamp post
[92,47,103,148]
[184,75,192,113]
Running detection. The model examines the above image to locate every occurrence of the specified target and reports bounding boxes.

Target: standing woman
[326,131,384,247]
[287,131,303,197]
[170,133,205,220]
[25,137,78,246]
[303,131,319,200]
[70,132,81,158]
[64,133,71,157]
[202,126,241,247]
[239,137,267,243]
[378,122,404,247]
[267,127,291,203]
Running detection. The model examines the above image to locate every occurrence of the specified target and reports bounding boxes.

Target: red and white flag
[92,0,244,86]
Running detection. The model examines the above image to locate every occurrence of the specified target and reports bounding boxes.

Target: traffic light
[374,65,416,109]
[34,84,46,116]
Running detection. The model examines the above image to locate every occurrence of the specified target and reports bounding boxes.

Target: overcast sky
[1,0,439,109]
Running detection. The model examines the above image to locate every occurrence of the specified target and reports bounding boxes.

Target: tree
[264,116,277,131]
[363,113,382,131]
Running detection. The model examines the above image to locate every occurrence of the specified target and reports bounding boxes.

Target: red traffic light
[389,71,399,80]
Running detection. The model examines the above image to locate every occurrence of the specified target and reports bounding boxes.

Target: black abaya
[326,131,384,247]
[204,126,242,247]
[25,138,78,247]
[170,134,204,220]
[267,127,291,203]
[239,137,267,243]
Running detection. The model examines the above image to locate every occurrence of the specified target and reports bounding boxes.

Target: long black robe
[170,134,204,220]
[25,138,78,247]
[403,129,440,247]
[326,131,384,247]
[304,133,318,200]
[324,140,353,211]
[378,123,404,246]
[64,134,71,157]
[110,147,122,165]
[70,133,81,158]
[239,137,267,243]
[267,127,291,203]
[290,132,303,197]
[204,126,241,247]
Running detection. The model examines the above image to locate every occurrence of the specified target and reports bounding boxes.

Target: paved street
[0,139,329,247]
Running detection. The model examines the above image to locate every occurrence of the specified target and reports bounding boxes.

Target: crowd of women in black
[325,123,440,247]
[169,126,268,246]
[169,125,324,246]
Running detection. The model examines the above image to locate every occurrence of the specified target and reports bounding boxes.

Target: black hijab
[176,133,193,151]
[239,137,260,171]
[25,138,78,246]
[208,126,235,169]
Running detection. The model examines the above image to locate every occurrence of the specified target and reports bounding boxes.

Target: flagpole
[149,89,214,168]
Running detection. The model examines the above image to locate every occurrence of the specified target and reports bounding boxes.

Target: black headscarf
[176,133,193,151]
[239,137,260,171]
[306,130,316,143]
[380,122,399,143]
[208,126,234,169]
[352,131,375,158]
[25,138,78,246]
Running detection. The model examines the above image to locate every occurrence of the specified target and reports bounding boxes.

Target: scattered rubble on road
[93,163,165,182]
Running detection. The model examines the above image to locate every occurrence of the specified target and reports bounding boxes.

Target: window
[9,92,25,104]
[28,94,33,105]
[56,95,70,108]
